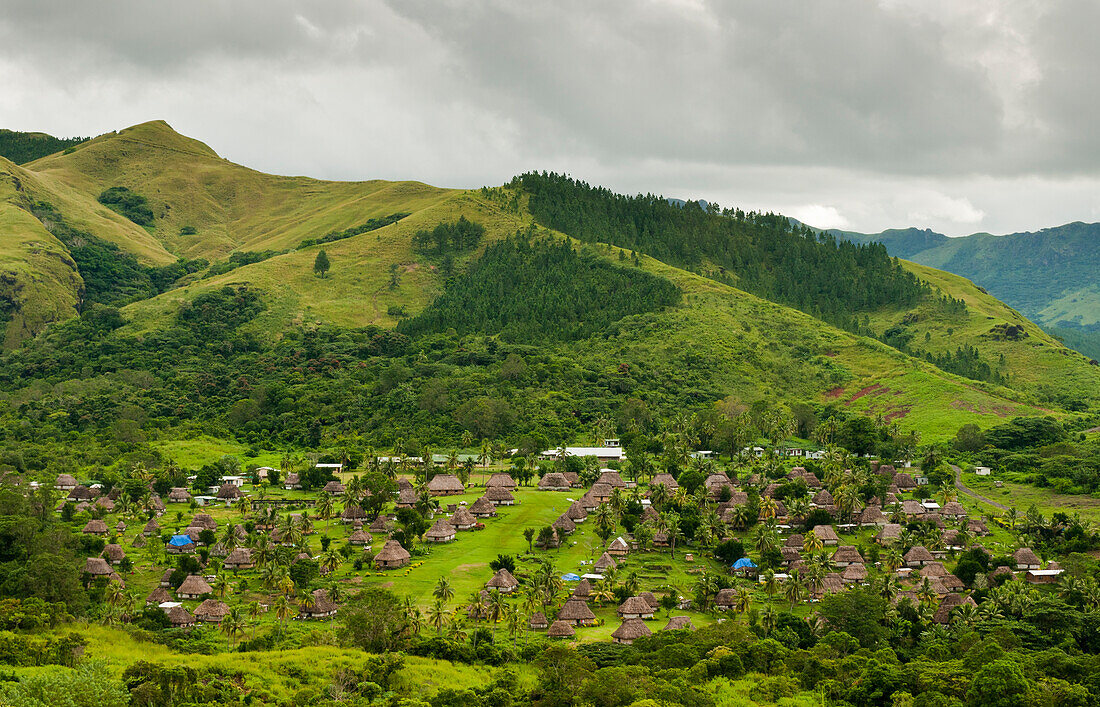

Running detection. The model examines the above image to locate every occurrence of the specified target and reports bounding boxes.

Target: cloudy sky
[2,0,1098,235]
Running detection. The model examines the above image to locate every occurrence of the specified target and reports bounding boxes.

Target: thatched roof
[558,598,596,623]
[146,587,170,605]
[177,575,213,597]
[933,593,976,624]
[302,588,338,616]
[812,489,834,506]
[82,519,108,534]
[612,618,652,642]
[905,546,935,564]
[84,557,112,575]
[375,540,411,565]
[858,506,887,525]
[664,616,694,631]
[618,596,653,617]
[348,530,373,545]
[341,505,367,521]
[593,552,617,571]
[427,474,464,493]
[608,537,629,554]
[396,487,418,506]
[650,473,679,490]
[547,620,575,638]
[529,612,549,629]
[539,472,571,489]
[68,485,98,500]
[166,605,194,626]
[841,563,868,582]
[55,474,77,488]
[596,470,627,488]
[832,546,863,564]
[103,544,126,562]
[194,599,230,622]
[590,482,613,499]
[284,473,301,487]
[941,501,968,517]
[486,568,519,590]
[167,487,191,503]
[893,473,916,489]
[811,525,839,542]
[877,524,903,542]
[191,513,217,530]
[323,480,346,494]
[638,591,660,609]
[425,518,456,541]
[143,519,160,535]
[224,547,253,566]
[397,478,414,491]
[369,516,390,532]
[552,514,576,533]
[572,578,593,600]
[216,484,242,499]
[469,497,497,517]
[784,533,804,548]
[566,502,588,521]
[486,473,517,489]
[451,506,477,528]
[781,547,802,564]
[1014,547,1041,566]
[715,588,736,607]
[132,535,147,549]
[484,486,515,503]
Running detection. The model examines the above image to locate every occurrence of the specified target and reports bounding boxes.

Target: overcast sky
[2,0,1099,236]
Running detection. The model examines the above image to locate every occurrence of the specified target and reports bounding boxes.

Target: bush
[97,186,154,226]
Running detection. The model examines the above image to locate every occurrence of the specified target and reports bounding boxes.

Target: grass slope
[865,260,1100,406]
[27,120,457,261]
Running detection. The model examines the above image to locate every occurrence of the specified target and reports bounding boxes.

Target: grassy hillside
[863,260,1100,409]
[0,128,87,164]
[27,120,457,261]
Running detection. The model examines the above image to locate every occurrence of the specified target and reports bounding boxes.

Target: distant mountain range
[831,223,1100,358]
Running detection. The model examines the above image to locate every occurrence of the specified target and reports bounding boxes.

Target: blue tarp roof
[732,557,757,569]
[168,534,193,546]
[561,573,581,581]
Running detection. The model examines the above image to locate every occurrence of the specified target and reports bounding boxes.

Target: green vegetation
[298,213,409,249]
[97,186,155,226]
[313,249,330,278]
[204,250,284,279]
[0,128,87,164]
[400,235,681,342]
[517,171,928,333]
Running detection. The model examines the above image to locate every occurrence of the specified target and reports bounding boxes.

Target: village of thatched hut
[618,596,655,620]
[529,612,549,630]
[468,496,497,518]
[451,506,477,531]
[538,473,571,491]
[557,598,597,626]
[593,552,617,574]
[223,547,254,570]
[301,589,338,619]
[82,519,108,535]
[484,486,515,506]
[166,605,195,628]
[83,557,112,577]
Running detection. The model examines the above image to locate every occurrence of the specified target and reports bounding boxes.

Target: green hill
[1,120,1098,457]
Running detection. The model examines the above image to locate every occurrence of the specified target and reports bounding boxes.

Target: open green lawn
[961,473,1100,525]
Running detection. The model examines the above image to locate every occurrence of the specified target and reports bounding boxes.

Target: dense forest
[0,129,87,164]
[400,234,681,342]
[515,172,928,333]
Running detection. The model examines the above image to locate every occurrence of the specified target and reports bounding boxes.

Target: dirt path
[952,464,1008,511]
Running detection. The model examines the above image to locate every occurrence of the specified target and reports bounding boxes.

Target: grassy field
[961,472,1100,525]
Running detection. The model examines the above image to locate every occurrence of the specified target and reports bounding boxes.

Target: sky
[2,0,1099,236]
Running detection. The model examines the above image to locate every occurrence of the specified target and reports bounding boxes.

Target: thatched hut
[904,546,935,568]
[486,568,519,593]
[484,486,515,506]
[223,547,254,570]
[374,540,411,569]
[529,612,549,630]
[146,587,170,606]
[83,557,112,576]
[618,596,654,620]
[451,506,477,531]
[82,519,108,535]
[593,552,617,574]
[547,620,575,639]
[167,487,192,503]
[348,530,373,546]
[663,616,694,631]
[301,589,338,619]
[176,575,213,599]
[103,544,126,565]
[166,605,195,628]
[557,598,596,626]
[425,519,456,543]
[486,473,517,489]
[427,474,464,496]
[611,618,652,644]
[469,497,497,518]
[194,599,230,623]
[538,473,571,491]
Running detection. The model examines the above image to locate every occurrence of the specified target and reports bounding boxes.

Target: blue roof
[561,573,581,581]
[168,534,193,546]
[732,557,757,569]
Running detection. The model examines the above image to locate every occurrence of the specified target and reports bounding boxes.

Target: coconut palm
[762,569,778,605]
[917,578,937,606]
[247,601,262,640]
[784,573,805,610]
[221,606,246,649]
[803,529,823,555]
[273,594,295,634]
[486,588,507,639]
[429,599,448,634]
[434,576,454,603]
[212,574,230,599]
[321,550,341,576]
[733,587,752,617]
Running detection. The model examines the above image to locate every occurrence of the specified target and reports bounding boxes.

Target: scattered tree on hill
[314,249,331,278]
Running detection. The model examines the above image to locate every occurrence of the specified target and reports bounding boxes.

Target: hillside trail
[952,464,1008,511]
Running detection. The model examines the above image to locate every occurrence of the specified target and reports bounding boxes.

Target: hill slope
[836,222,1100,333]
[0,120,1097,447]
[0,128,87,165]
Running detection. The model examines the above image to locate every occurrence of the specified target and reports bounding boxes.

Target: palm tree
[803,530,823,555]
[762,569,778,606]
[273,594,295,634]
[884,548,904,574]
[213,574,230,599]
[917,578,937,606]
[784,573,805,611]
[221,606,246,650]
[486,588,506,639]
[429,599,448,634]
[321,550,341,577]
[662,511,681,559]
[733,587,752,618]
[247,601,262,640]
[434,576,454,603]
[316,493,334,532]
